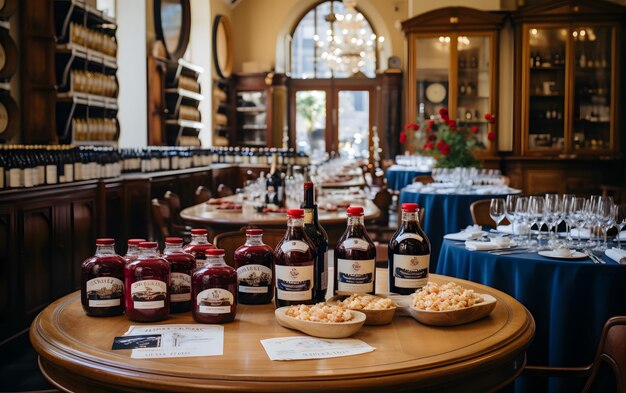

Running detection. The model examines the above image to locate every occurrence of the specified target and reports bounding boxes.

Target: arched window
[290,0,382,79]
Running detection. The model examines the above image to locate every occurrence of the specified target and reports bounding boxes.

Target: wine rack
[163,58,204,146]
[0,0,18,143]
[212,78,230,145]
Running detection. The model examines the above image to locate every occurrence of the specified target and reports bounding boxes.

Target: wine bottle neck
[245,234,264,246]
[190,234,208,244]
[95,244,116,256]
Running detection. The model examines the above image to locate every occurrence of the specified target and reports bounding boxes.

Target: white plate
[538,250,587,259]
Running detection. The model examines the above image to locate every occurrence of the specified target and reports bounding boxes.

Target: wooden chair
[522,316,626,393]
[164,191,191,241]
[470,199,510,227]
[195,185,212,205]
[217,183,234,198]
[413,174,434,185]
[213,228,286,267]
[151,198,170,243]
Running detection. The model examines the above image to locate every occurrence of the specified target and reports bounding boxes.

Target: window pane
[338,90,369,158]
[295,91,326,161]
[415,37,450,121]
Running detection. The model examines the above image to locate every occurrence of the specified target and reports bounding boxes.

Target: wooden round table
[31,272,534,392]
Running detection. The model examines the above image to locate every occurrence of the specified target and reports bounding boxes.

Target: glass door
[337,90,370,159]
[571,25,613,152]
[415,36,451,122]
[294,90,327,162]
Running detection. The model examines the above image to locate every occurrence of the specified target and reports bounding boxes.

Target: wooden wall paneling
[100,180,126,254]
[123,179,152,241]
[211,166,238,194]
[377,72,403,159]
[71,196,98,289]
[523,168,565,195]
[0,206,17,342]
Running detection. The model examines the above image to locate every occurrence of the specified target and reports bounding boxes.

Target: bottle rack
[0,0,19,143]
[213,78,230,143]
[163,58,204,146]
[54,0,119,146]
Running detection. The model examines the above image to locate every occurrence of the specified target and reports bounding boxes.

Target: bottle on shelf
[183,228,216,268]
[334,206,376,296]
[388,203,431,295]
[80,238,125,317]
[459,82,466,96]
[266,152,284,207]
[192,248,237,323]
[301,182,329,303]
[163,237,195,314]
[274,208,317,308]
[124,241,170,322]
[234,229,274,305]
[579,53,586,68]
[534,53,541,68]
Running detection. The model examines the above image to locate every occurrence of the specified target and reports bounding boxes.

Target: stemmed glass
[544,194,561,246]
[513,197,529,244]
[616,205,626,249]
[505,195,519,234]
[568,197,586,247]
[594,197,615,251]
[584,196,601,248]
[489,198,506,229]
[561,194,575,244]
[528,196,544,251]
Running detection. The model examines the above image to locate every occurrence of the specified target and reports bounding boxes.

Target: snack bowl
[327,295,397,326]
[407,294,497,327]
[275,306,366,338]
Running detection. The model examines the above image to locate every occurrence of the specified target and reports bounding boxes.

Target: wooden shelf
[56,43,117,69]
[165,88,203,102]
[166,119,204,130]
[57,91,119,110]
[236,107,266,112]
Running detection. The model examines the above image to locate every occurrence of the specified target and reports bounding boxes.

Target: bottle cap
[246,229,263,235]
[191,228,208,235]
[304,181,314,188]
[96,238,115,245]
[165,237,184,244]
[287,208,304,218]
[401,203,419,213]
[206,248,225,256]
[138,241,158,249]
[346,206,364,216]
[127,238,146,245]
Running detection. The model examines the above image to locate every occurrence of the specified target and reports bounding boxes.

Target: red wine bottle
[302,182,328,302]
[123,238,146,263]
[234,229,274,305]
[124,241,170,322]
[183,228,215,268]
[81,238,125,317]
[388,203,430,295]
[192,249,237,323]
[334,206,376,296]
[162,237,195,313]
[274,208,316,308]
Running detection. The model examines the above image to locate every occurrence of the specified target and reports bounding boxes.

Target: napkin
[444,225,485,241]
[605,248,626,264]
[570,228,591,239]
[496,224,529,235]
[618,231,626,241]
[465,237,511,251]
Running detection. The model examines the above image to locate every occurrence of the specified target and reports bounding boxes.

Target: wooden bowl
[327,295,397,326]
[406,294,497,327]
[275,307,366,338]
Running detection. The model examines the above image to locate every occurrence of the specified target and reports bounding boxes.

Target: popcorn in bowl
[411,282,484,311]
[339,294,396,310]
[284,303,354,323]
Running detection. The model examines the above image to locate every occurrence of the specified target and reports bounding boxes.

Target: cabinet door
[523,26,568,154]
[414,37,450,122]
[571,25,614,153]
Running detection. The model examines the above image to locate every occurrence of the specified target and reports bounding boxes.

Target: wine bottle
[163,237,195,314]
[81,238,125,317]
[302,181,329,302]
[334,206,376,296]
[234,229,274,305]
[388,203,431,295]
[192,248,237,323]
[183,228,216,268]
[266,152,283,207]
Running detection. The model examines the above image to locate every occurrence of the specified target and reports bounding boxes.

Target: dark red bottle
[334,206,376,296]
[274,208,317,308]
[302,182,328,303]
[192,249,237,323]
[81,238,125,317]
[123,238,146,263]
[388,203,430,295]
[234,229,274,304]
[124,241,170,322]
[183,228,216,268]
[163,237,195,313]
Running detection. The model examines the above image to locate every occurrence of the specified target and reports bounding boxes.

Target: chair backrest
[195,185,212,205]
[413,175,434,185]
[217,183,234,198]
[151,198,170,242]
[164,191,184,226]
[373,187,393,226]
[583,316,626,393]
[213,228,286,267]
[372,170,387,187]
[470,199,496,227]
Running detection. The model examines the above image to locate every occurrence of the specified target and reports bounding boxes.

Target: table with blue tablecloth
[399,185,516,271]
[385,166,431,191]
[437,239,626,392]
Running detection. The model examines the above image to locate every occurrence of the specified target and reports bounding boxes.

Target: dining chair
[195,185,212,204]
[522,316,626,393]
[164,191,191,241]
[470,200,510,227]
[213,228,286,267]
[217,183,234,198]
[151,198,170,244]
[413,174,434,185]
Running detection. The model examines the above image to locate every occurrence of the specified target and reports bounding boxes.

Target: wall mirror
[154,0,191,60]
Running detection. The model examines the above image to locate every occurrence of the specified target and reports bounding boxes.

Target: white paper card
[260,336,375,361]
[124,324,224,359]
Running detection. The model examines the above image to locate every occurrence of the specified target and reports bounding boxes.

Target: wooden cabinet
[402,8,505,157]
[512,0,625,157]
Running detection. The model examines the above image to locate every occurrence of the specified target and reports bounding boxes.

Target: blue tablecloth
[385,167,431,191]
[437,239,626,392]
[399,188,511,271]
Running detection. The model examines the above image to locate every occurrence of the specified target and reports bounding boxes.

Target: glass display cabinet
[402,8,505,157]
[516,0,622,157]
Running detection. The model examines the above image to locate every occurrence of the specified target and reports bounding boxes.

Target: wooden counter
[30,273,534,392]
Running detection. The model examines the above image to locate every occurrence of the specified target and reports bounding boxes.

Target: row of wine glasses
[432,168,506,187]
[489,194,626,251]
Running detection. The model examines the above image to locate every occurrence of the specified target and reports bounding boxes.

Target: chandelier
[313,0,384,77]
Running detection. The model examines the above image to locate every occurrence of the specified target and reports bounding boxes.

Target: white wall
[189,0,213,147]
[117,0,148,147]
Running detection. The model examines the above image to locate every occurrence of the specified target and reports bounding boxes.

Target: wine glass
[489,198,506,229]
[616,205,626,249]
[514,196,529,245]
[505,195,519,234]
[528,196,544,251]
[584,196,601,248]
[544,193,561,245]
[594,197,614,252]
[561,194,575,243]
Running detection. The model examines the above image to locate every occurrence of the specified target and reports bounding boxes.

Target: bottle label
[303,209,314,224]
[343,238,370,251]
[170,272,191,302]
[195,258,206,269]
[86,277,123,307]
[9,168,21,188]
[396,233,424,243]
[237,264,272,293]
[46,165,57,184]
[276,265,313,301]
[64,164,74,182]
[393,254,429,288]
[337,258,375,294]
[280,240,309,253]
[197,288,234,314]
[131,280,168,309]
[321,251,328,291]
